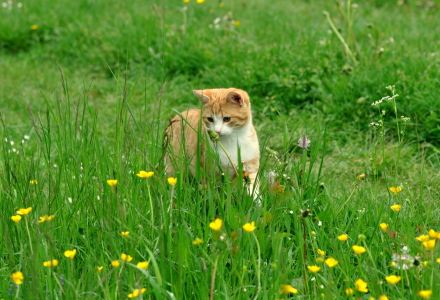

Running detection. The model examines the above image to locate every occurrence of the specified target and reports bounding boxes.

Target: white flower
[10,141,14,145]
[24,135,30,139]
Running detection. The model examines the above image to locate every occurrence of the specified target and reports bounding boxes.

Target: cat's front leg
[247,172,260,200]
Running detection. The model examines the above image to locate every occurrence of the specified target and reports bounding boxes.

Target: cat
[166,88,260,197]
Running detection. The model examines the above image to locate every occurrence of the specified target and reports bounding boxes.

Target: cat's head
[193,88,252,136]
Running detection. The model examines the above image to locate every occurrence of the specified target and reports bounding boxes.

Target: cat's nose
[215,130,221,135]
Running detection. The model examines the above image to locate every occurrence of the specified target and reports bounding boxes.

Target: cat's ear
[226,91,243,106]
[193,90,210,104]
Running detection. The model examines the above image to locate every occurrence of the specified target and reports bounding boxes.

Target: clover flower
[192,238,203,245]
[355,279,368,293]
[137,261,149,270]
[242,221,256,233]
[391,247,415,270]
[38,215,55,223]
[325,257,338,268]
[121,253,133,262]
[337,234,348,241]
[16,207,32,216]
[128,288,147,298]
[307,266,321,273]
[279,284,298,294]
[43,259,59,268]
[385,275,401,285]
[136,171,154,178]
[10,271,24,285]
[352,245,367,255]
[11,215,22,223]
[209,218,222,231]
[64,249,77,259]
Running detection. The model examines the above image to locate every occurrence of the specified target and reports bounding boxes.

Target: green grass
[1,0,440,299]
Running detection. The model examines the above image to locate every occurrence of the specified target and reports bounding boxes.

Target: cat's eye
[223,117,231,122]
[207,117,214,122]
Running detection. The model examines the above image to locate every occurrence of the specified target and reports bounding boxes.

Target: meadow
[1,0,440,299]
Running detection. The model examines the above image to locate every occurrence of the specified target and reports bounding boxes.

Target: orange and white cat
[166,88,260,197]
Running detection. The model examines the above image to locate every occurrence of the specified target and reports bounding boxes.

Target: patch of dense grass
[1,0,439,299]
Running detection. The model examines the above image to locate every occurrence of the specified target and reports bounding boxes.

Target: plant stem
[210,255,219,300]
[252,232,261,300]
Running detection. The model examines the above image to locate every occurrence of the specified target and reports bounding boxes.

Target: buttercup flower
[416,235,430,242]
[355,279,368,293]
[234,20,241,26]
[10,271,24,285]
[17,207,32,216]
[30,25,38,30]
[390,204,401,212]
[389,187,402,195]
[183,0,190,2]
[111,260,120,267]
[121,231,130,236]
[30,180,38,184]
[380,223,388,231]
[43,259,59,268]
[422,240,436,251]
[11,215,22,223]
[279,284,298,294]
[128,288,147,298]
[209,218,223,231]
[38,215,55,223]
[352,245,367,255]
[379,296,389,300]
[107,179,117,187]
[167,177,177,186]
[428,229,440,239]
[196,0,205,3]
[137,261,149,270]
[136,171,154,178]
[317,249,326,256]
[64,249,77,259]
[121,253,133,262]
[385,275,401,285]
[437,258,440,264]
[242,221,256,233]
[357,174,366,180]
[192,238,203,245]
[325,257,339,268]
[337,234,348,241]
[345,288,354,295]
[418,290,432,299]
[316,257,325,263]
[307,266,321,273]
[97,266,104,272]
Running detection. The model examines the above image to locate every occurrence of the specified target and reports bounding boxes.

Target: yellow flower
[107,179,117,187]
[428,229,440,239]
[64,249,77,259]
[416,235,430,242]
[389,187,402,195]
[97,266,104,272]
[437,258,440,264]
[307,265,321,273]
[242,221,256,233]
[121,231,130,236]
[357,173,366,180]
[121,253,133,262]
[10,271,24,285]
[311,231,316,235]
[196,0,205,3]
[379,296,389,300]
[390,204,401,212]
[128,288,147,298]
[30,180,38,184]
[379,223,388,231]
[30,25,38,30]
[345,288,354,295]
[316,257,325,263]
[111,260,120,267]
[209,218,223,231]
[317,249,326,256]
[167,177,177,187]
[325,257,339,268]
[17,207,32,216]
[418,290,432,299]
[183,0,190,2]
[352,245,367,255]
[219,2,224,7]
[279,284,298,294]
[355,279,368,293]
[11,215,22,223]
[422,239,436,250]
[136,171,154,178]
[137,261,149,270]
[38,215,55,223]
[234,20,241,26]
[385,275,401,285]
[192,238,203,245]
[43,259,59,268]
[424,261,429,267]
[337,234,348,241]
